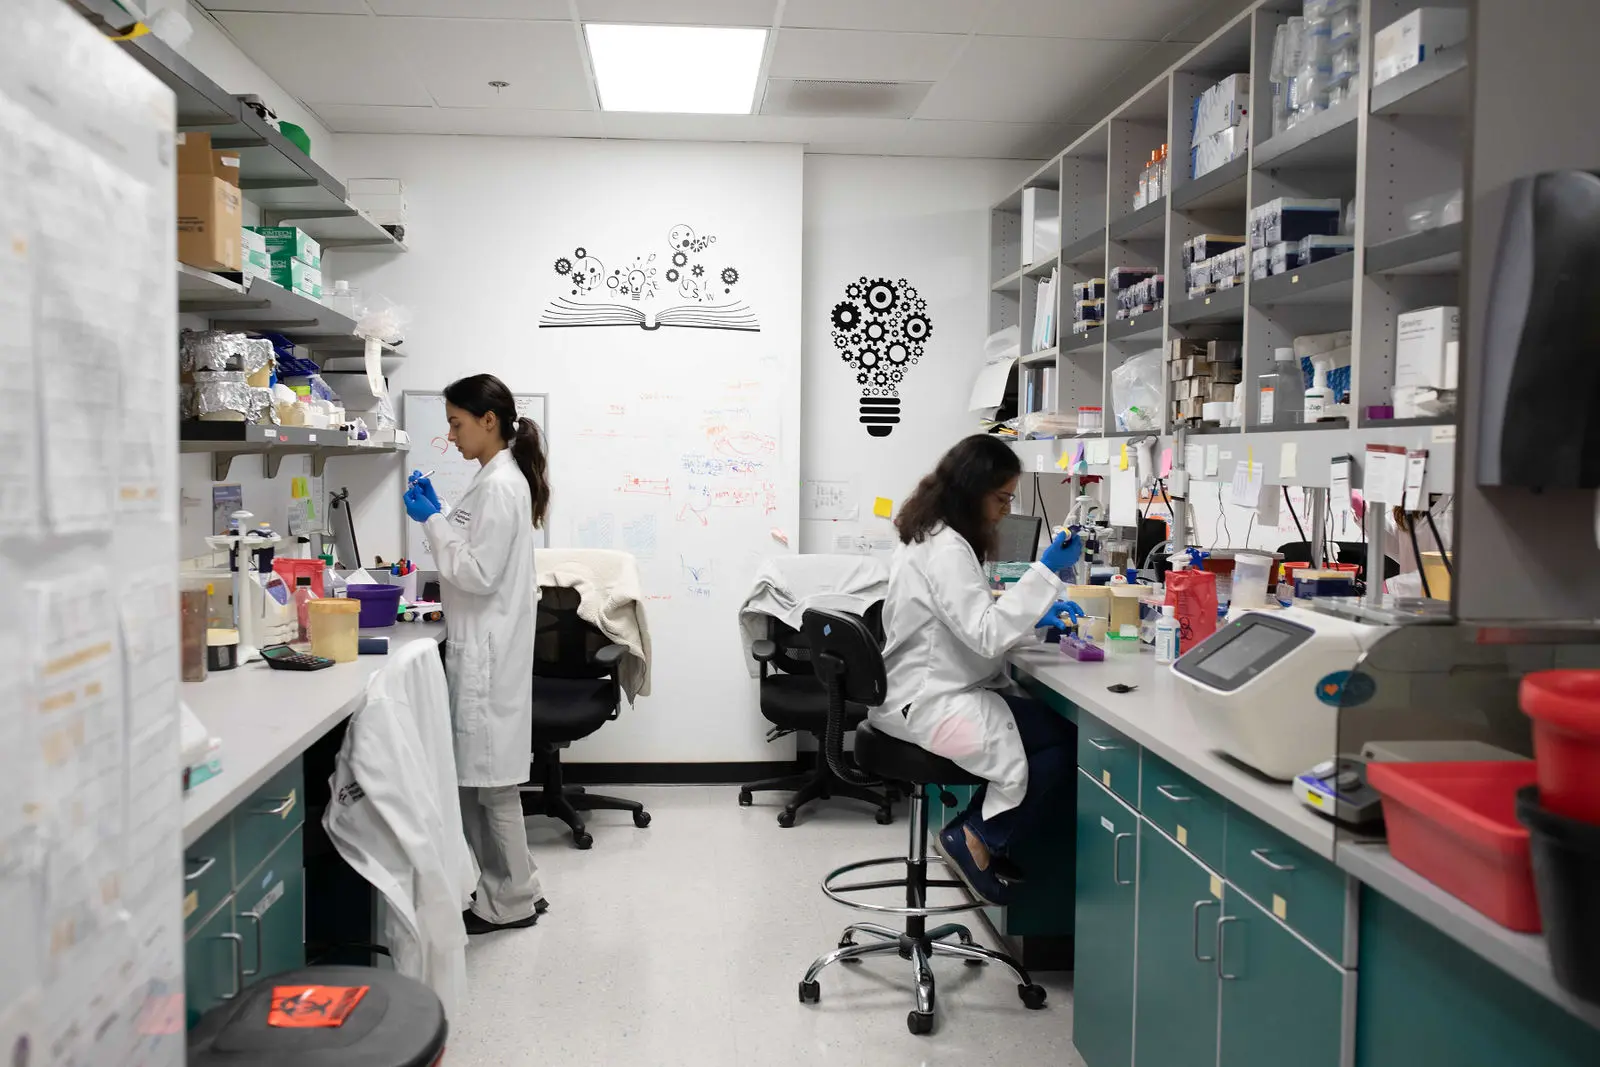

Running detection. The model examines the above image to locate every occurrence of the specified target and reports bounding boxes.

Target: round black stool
[188,966,447,1067]
[795,609,1046,1036]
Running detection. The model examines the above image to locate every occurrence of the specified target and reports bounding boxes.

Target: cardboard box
[268,256,323,301]
[1374,8,1470,86]
[1395,306,1459,388]
[1206,340,1241,363]
[176,132,242,272]
[250,226,322,269]
[1207,382,1238,403]
[241,227,271,281]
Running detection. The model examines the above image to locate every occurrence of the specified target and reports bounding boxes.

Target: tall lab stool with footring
[794,608,1047,1035]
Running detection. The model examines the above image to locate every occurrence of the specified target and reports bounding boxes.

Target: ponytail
[511,415,550,528]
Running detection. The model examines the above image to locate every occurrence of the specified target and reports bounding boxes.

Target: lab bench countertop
[1008,643,1336,858]
[180,624,445,846]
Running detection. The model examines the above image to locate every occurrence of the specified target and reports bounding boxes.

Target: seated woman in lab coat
[869,434,1082,906]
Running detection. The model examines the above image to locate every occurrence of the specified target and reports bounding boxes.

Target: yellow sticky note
[1056,450,1072,471]
[183,891,198,919]
[1119,444,1129,470]
[1273,893,1288,921]
[1210,875,1223,900]
[1176,824,1188,847]
[1101,769,1112,787]
[873,497,893,519]
[290,476,308,500]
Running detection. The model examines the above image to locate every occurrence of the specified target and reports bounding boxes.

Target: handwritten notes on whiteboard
[801,479,858,521]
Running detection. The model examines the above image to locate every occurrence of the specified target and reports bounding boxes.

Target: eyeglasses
[991,490,1016,509]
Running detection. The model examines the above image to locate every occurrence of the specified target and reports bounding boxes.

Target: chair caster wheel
[798,980,820,1004]
[572,831,594,850]
[633,811,652,828]
[777,810,797,828]
[964,957,986,967]
[907,1011,934,1035]
[838,938,861,962]
[1018,983,1047,1010]
[737,789,753,807]
[875,808,894,825]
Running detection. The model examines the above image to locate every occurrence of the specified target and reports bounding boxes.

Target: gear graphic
[904,286,920,303]
[721,267,740,286]
[692,264,704,277]
[856,371,869,385]
[574,246,587,258]
[886,341,910,364]
[833,333,848,349]
[872,368,890,387]
[848,332,863,345]
[865,278,898,314]
[672,251,687,267]
[891,368,904,383]
[857,343,881,368]
[845,281,864,300]
[904,313,932,343]
[554,257,572,275]
[831,301,862,331]
[909,342,926,359]
[666,269,680,282]
[864,320,886,342]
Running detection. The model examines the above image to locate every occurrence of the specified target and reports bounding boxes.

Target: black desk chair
[794,608,1046,1036]
[519,586,651,850]
[739,606,895,827]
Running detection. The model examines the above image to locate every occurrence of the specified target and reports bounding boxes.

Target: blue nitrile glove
[1039,529,1084,575]
[1035,599,1086,631]
[404,484,440,523]
[408,470,440,510]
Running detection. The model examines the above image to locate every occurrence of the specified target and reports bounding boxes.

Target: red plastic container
[273,557,325,598]
[1366,760,1542,932]
[1520,670,1600,824]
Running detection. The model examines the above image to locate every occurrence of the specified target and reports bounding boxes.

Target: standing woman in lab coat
[404,373,549,934]
[869,435,1082,905]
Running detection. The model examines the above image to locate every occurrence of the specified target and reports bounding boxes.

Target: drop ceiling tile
[915,35,1154,124]
[576,0,778,25]
[369,0,572,15]
[314,103,604,137]
[987,0,1214,42]
[594,112,903,145]
[200,1,368,12]
[768,29,966,82]
[213,13,434,106]
[384,18,594,109]
[892,119,1082,159]
[780,0,982,33]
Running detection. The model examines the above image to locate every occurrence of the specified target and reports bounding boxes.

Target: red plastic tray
[1366,760,1542,932]
[1520,670,1600,823]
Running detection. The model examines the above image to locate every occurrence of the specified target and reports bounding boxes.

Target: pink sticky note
[1160,447,1173,477]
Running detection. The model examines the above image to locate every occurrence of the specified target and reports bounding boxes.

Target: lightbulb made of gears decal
[831,276,932,438]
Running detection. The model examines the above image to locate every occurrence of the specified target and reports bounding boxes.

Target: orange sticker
[269,985,370,1028]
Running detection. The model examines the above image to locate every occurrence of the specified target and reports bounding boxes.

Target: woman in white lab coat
[869,435,1083,905]
[404,373,549,934]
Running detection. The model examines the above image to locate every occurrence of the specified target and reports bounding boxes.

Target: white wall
[800,156,1030,554]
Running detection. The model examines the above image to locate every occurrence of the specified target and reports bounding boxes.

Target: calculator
[261,644,336,671]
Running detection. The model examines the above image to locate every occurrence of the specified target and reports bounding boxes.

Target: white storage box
[1374,8,1470,85]
[1021,187,1060,268]
[1395,306,1460,389]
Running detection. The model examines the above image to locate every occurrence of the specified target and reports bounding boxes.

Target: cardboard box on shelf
[1374,7,1470,86]
[1395,306,1459,389]
[176,132,242,272]
[249,226,322,269]
[1205,340,1241,364]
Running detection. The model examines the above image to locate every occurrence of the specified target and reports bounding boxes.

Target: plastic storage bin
[1231,552,1274,608]
[308,598,361,662]
[1366,760,1542,932]
[1519,670,1600,823]
[1517,785,1600,1004]
[346,582,403,628]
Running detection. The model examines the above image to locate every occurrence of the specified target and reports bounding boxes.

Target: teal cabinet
[233,761,304,885]
[185,900,238,1029]
[1140,752,1228,873]
[1078,711,1139,805]
[183,821,233,936]
[236,826,306,983]
[1224,808,1350,964]
[1074,770,1138,1067]
[1218,888,1345,1067]
[1134,823,1221,1067]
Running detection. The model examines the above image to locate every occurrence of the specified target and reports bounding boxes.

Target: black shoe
[463,909,540,935]
[534,897,550,915]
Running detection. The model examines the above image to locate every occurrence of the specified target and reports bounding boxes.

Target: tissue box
[1191,125,1249,180]
[241,227,271,281]
[1191,74,1250,144]
[1395,306,1459,388]
[249,226,322,269]
[1374,8,1470,86]
[269,256,323,301]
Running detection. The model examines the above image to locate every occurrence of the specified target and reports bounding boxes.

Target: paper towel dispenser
[1478,170,1600,488]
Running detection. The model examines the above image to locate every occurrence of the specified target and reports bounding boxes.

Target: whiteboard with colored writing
[401,390,550,572]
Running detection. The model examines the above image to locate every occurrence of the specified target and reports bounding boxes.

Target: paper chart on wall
[0,96,42,538]
[801,479,858,521]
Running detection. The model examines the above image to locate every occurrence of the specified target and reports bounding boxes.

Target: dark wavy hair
[443,373,550,528]
[895,434,1021,561]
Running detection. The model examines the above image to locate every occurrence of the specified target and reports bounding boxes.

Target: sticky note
[1210,875,1223,900]
[183,891,198,919]
[1160,447,1173,477]
[872,497,893,519]
[1176,824,1188,847]
[1273,893,1288,921]
[1101,769,1112,787]
[1280,442,1298,479]
[291,476,308,499]
[1056,450,1072,470]
[1185,443,1204,474]
[1119,444,1129,471]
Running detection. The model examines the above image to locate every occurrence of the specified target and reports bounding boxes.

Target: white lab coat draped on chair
[737,555,889,676]
[535,548,653,701]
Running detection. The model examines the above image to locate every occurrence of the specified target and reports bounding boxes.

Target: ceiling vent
[760,78,931,119]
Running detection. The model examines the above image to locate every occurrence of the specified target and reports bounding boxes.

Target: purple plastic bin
[346,583,402,627]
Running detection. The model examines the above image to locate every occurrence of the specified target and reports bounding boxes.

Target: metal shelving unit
[181,423,405,480]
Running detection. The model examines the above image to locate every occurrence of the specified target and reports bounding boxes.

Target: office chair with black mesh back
[738,603,895,827]
[519,586,651,850]
[794,607,1046,1036]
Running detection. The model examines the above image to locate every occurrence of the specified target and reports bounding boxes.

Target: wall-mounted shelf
[1366,223,1462,276]
[1108,198,1167,241]
[1370,54,1468,118]
[1254,100,1360,169]
[991,265,1027,293]
[1170,286,1245,325]
[1250,254,1355,307]
[1064,330,1103,353]
[1021,346,1059,366]
[1172,156,1249,212]
[1025,254,1060,280]
[1107,315,1164,343]
[1062,229,1107,265]
[180,422,406,480]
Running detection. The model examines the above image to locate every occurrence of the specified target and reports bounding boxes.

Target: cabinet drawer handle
[240,911,264,977]
[1086,738,1120,752]
[1192,899,1219,962]
[1111,832,1134,886]
[220,932,244,1000]
[184,856,217,882]
[1156,785,1193,803]
[253,795,296,817]
[1250,847,1296,873]
[1216,915,1240,980]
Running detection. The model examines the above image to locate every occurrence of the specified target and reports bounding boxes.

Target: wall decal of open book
[540,223,761,332]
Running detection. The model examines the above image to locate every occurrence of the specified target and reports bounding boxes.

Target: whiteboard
[402,391,550,571]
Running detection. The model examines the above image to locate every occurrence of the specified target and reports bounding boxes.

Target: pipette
[408,468,436,487]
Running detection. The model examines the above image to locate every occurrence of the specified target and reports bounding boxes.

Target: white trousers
[460,785,544,923]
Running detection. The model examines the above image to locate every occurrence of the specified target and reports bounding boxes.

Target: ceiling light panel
[584,23,768,113]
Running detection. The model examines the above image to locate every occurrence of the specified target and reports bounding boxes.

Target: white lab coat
[423,449,537,787]
[536,548,653,701]
[737,555,889,676]
[324,638,478,1018]
[868,525,1065,821]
